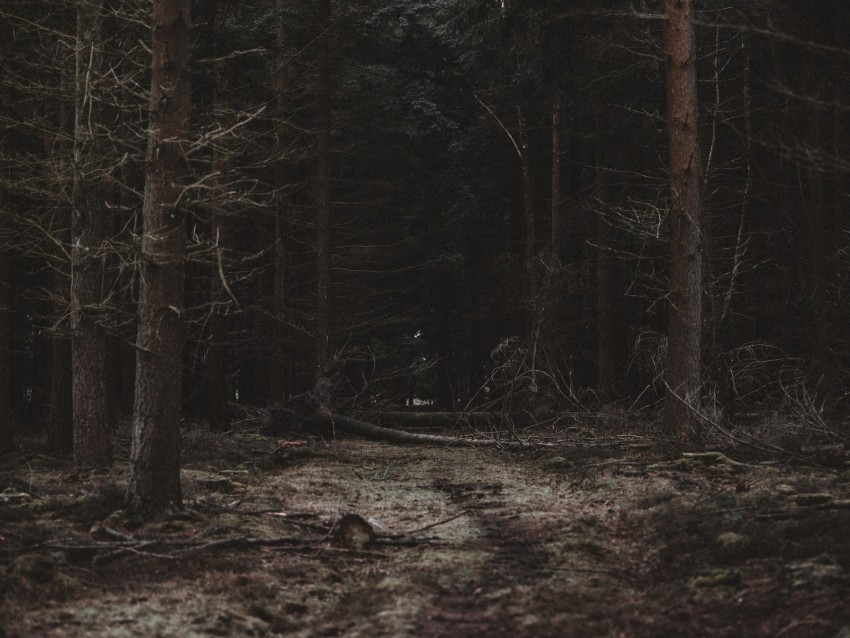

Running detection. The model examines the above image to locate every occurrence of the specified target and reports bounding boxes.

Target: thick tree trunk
[116,339,135,415]
[127,0,192,517]
[71,0,112,467]
[662,0,703,442]
[314,0,332,374]
[0,25,14,455]
[48,339,73,451]
[269,0,290,400]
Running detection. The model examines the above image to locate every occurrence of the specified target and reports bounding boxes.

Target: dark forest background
[1,0,848,459]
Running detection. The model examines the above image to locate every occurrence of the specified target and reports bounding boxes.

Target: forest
[2,0,850,636]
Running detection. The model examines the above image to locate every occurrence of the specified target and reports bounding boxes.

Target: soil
[2,419,850,637]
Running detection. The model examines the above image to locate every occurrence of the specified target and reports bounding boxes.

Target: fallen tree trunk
[264,379,546,447]
[352,411,504,429]
[302,413,535,448]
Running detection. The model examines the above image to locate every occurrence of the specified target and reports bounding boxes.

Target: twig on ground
[405,510,470,535]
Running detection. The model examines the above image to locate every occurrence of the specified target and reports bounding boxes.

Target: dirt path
[2,429,850,637]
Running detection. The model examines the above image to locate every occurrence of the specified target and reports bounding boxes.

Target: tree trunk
[206,0,230,432]
[48,339,73,451]
[437,271,456,410]
[662,0,703,442]
[127,0,192,517]
[0,206,10,457]
[46,61,74,453]
[71,0,112,467]
[314,0,332,375]
[550,94,562,266]
[269,0,290,400]
[799,70,832,399]
[596,170,618,405]
[0,22,14,455]
[517,104,535,279]
[206,213,229,431]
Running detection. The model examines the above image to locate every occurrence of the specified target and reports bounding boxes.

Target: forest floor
[2,415,850,637]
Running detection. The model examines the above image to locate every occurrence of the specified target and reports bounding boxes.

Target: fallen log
[352,411,506,429]
[264,379,546,447]
[302,412,535,448]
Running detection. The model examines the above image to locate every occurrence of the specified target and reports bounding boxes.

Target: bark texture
[0,22,13,455]
[0,222,10,456]
[517,105,535,279]
[595,172,618,405]
[662,0,703,441]
[47,62,74,453]
[269,0,290,400]
[314,0,332,374]
[71,0,112,467]
[206,0,230,433]
[127,0,192,517]
[550,94,562,266]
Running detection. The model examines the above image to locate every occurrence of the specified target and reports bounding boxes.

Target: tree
[270,0,290,401]
[126,0,192,517]
[662,0,704,441]
[0,11,14,455]
[204,0,231,432]
[550,94,562,267]
[71,0,112,467]
[314,0,332,375]
[595,166,618,406]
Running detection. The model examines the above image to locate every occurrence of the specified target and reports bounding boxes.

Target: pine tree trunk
[71,0,111,467]
[314,0,332,374]
[0,209,10,457]
[662,0,703,442]
[517,105,535,279]
[48,339,73,451]
[127,0,191,517]
[596,170,618,405]
[207,258,229,431]
[47,61,74,452]
[0,25,14,455]
[550,94,561,266]
[799,70,832,401]
[437,271,456,410]
[269,0,290,400]
[206,0,230,432]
